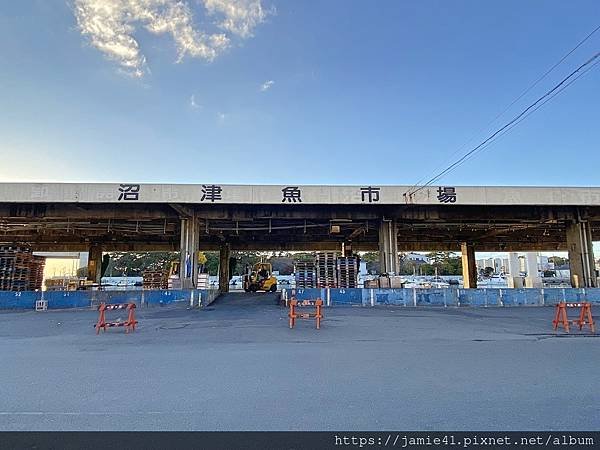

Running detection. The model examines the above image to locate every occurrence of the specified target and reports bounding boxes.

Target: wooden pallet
[337,257,359,288]
[142,270,168,289]
[294,261,316,288]
[0,247,45,291]
[315,252,338,288]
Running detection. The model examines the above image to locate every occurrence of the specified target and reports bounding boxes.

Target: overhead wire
[457,56,600,170]
[406,50,600,197]
[405,24,600,195]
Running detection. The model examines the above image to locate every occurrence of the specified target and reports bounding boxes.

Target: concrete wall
[283,287,600,307]
[2,287,600,310]
[0,289,219,310]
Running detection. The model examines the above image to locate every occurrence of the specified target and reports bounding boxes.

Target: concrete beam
[0,204,178,220]
[169,203,195,218]
[10,239,572,253]
[25,243,178,252]
[5,202,599,222]
[32,252,81,258]
[396,241,569,252]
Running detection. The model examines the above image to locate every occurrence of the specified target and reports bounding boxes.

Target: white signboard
[0,183,600,206]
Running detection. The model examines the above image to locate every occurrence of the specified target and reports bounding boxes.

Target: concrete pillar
[179,215,199,289]
[378,219,398,274]
[218,242,230,293]
[507,252,520,276]
[506,252,523,288]
[524,252,538,277]
[524,252,542,288]
[460,242,477,288]
[87,244,102,284]
[566,221,596,288]
[179,218,189,286]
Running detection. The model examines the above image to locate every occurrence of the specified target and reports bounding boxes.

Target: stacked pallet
[167,275,181,290]
[315,252,338,288]
[197,273,210,289]
[142,270,167,289]
[294,261,316,288]
[29,255,46,291]
[337,256,358,288]
[0,246,46,291]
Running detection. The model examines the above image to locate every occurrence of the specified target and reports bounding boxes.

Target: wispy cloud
[73,0,271,78]
[260,80,274,91]
[203,0,272,38]
[217,112,227,121]
[189,94,200,109]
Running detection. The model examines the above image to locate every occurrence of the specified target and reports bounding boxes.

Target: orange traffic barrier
[552,302,595,333]
[288,298,323,329]
[95,302,138,334]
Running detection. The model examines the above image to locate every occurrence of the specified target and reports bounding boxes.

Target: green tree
[360,252,380,274]
[420,251,462,276]
[231,251,262,275]
[105,252,178,277]
[548,256,569,268]
[203,252,219,275]
[290,252,317,263]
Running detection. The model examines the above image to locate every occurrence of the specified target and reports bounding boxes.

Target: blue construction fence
[282,287,600,307]
[0,289,219,310]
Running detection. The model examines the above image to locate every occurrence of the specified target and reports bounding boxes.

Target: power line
[406,50,600,197]
[408,52,599,194]
[405,23,600,194]
[458,56,600,170]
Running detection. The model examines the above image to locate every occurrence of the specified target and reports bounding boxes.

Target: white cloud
[217,112,226,121]
[189,94,200,109]
[260,79,274,91]
[203,0,272,38]
[73,0,270,77]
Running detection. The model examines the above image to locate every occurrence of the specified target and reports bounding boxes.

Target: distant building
[476,257,505,274]
[405,252,430,264]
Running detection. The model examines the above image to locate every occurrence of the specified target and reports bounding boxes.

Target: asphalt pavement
[1,293,598,431]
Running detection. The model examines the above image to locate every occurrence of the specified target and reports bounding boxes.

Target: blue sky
[0,1,598,186]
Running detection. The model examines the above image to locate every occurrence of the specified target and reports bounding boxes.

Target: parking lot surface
[1,293,598,431]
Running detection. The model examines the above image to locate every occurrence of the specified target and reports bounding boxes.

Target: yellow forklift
[243,262,278,292]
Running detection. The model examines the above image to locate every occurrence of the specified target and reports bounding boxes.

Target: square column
[506,252,523,288]
[87,244,102,284]
[378,219,398,275]
[218,242,230,293]
[524,252,542,288]
[179,215,199,289]
[461,242,477,288]
[566,221,596,287]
